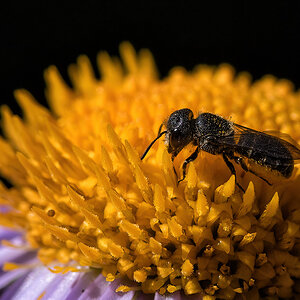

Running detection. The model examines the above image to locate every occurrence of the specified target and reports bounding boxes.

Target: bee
[141,108,300,191]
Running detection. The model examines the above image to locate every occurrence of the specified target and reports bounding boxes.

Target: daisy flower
[0,42,300,299]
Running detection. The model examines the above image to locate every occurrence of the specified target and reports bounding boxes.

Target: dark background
[1,1,300,112]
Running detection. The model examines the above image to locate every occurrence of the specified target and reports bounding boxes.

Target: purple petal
[42,271,82,300]
[0,206,12,214]
[0,266,57,299]
[0,227,21,241]
[98,278,135,300]
[181,293,203,300]
[77,274,136,300]
[0,270,29,300]
[0,246,28,267]
[65,271,98,300]
[0,267,29,289]
[136,292,154,300]
[77,273,108,300]
[0,235,36,271]
[154,291,181,300]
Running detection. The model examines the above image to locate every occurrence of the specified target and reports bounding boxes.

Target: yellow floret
[0,42,300,298]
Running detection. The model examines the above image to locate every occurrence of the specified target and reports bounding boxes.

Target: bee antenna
[141,130,167,160]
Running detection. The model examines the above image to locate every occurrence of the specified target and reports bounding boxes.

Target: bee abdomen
[237,133,294,178]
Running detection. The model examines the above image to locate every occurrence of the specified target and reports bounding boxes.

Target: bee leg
[222,153,245,192]
[178,147,199,184]
[234,157,272,186]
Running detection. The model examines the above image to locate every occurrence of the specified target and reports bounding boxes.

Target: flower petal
[98,279,135,300]
[77,274,136,300]
[0,271,28,299]
[1,266,57,299]
[0,238,32,267]
[0,267,29,289]
[154,291,181,299]
[0,227,21,241]
[77,273,108,300]
[65,271,98,300]
[42,271,82,300]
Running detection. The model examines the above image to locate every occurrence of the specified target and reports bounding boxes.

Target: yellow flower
[0,42,300,299]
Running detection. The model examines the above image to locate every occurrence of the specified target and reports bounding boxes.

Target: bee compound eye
[170,131,181,147]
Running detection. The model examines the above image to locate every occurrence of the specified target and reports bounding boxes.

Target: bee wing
[263,130,300,148]
[262,130,300,163]
[218,123,300,161]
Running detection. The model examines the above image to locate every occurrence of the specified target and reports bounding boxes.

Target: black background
[1,1,300,112]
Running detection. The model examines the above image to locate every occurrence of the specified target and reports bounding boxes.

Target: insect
[141,108,300,191]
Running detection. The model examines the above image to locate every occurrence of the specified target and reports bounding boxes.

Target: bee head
[166,108,194,157]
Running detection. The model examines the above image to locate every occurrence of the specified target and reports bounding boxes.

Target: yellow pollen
[37,291,46,300]
[0,42,300,298]
[3,262,33,271]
